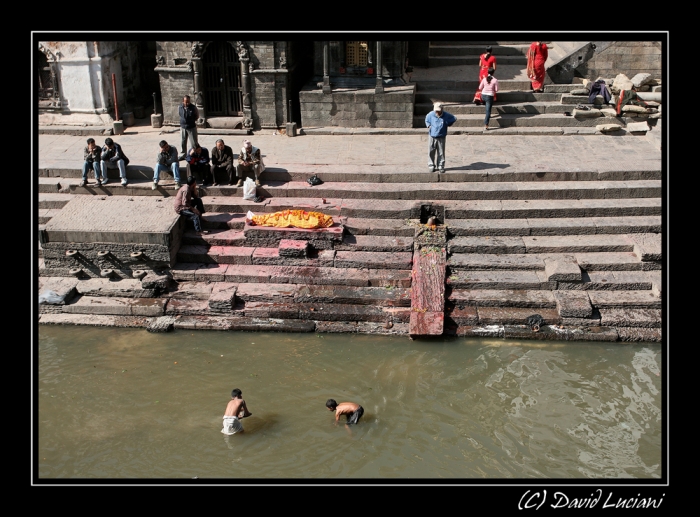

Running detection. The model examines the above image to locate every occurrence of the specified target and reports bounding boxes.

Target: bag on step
[242,177,257,200]
[307,175,323,186]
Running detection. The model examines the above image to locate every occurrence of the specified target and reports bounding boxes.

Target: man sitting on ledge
[173,176,207,236]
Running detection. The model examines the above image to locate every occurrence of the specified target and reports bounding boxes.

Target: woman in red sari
[526,41,548,93]
[473,46,497,105]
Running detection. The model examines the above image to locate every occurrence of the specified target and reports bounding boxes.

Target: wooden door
[203,41,243,116]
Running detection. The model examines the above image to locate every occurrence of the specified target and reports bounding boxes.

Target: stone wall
[155,41,196,127]
[582,41,662,81]
[300,85,415,128]
[38,41,141,126]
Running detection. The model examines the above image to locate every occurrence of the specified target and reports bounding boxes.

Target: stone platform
[40,197,183,278]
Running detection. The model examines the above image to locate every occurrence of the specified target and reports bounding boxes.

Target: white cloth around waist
[222,415,244,435]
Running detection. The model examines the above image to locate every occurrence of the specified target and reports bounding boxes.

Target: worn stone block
[553,291,593,318]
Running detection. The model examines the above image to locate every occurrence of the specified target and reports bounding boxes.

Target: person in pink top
[477,68,499,130]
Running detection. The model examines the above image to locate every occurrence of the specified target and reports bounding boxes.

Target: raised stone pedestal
[39,196,182,279]
[151,113,163,128]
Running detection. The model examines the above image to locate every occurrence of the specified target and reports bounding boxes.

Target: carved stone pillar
[322,41,331,94]
[38,43,62,109]
[236,41,253,129]
[191,41,206,126]
[375,41,384,94]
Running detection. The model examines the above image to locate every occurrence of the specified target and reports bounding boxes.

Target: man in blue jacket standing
[178,95,199,161]
[425,102,457,173]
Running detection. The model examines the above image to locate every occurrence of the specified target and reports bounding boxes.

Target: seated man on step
[100,137,130,187]
[154,140,181,190]
[235,139,265,187]
[173,175,207,236]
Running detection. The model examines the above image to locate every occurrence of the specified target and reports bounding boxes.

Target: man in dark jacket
[153,140,181,190]
[179,95,199,160]
[210,139,235,186]
[186,143,211,186]
[100,137,130,187]
[81,138,103,187]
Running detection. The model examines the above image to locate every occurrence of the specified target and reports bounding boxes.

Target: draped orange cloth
[250,209,334,229]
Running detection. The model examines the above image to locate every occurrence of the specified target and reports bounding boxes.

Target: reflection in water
[36,326,662,479]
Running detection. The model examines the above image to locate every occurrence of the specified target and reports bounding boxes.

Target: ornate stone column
[236,41,253,129]
[191,41,206,126]
[38,43,62,109]
[375,41,384,93]
[322,41,331,94]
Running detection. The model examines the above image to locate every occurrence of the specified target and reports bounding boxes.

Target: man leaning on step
[235,139,265,187]
[80,138,102,187]
[100,137,130,187]
[153,140,181,190]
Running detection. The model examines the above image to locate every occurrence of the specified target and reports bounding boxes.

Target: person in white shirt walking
[477,68,499,130]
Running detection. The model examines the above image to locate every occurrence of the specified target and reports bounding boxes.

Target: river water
[36,325,663,481]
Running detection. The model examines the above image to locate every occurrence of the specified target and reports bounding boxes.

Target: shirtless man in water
[221,388,252,435]
[326,399,364,425]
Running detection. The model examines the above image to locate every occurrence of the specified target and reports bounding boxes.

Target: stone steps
[448,251,660,272]
[446,215,661,236]
[448,233,639,254]
[414,100,606,116]
[447,268,659,291]
[414,112,633,129]
[429,44,534,57]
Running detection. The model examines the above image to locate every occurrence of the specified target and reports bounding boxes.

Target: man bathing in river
[326,399,364,425]
[222,388,252,435]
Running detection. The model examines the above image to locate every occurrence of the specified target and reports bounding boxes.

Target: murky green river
[36,325,662,480]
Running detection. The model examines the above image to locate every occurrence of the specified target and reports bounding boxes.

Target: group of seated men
[81,137,264,190]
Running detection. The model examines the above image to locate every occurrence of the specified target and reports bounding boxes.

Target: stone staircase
[411,41,659,132]
[38,158,662,342]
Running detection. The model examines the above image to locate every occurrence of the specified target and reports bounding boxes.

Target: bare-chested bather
[222,388,252,435]
[326,399,364,425]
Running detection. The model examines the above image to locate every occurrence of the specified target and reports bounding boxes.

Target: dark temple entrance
[203,41,243,117]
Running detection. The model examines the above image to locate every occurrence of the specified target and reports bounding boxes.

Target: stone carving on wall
[191,41,205,58]
[243,117,253,128]
[186,61,193,72]
[236,41,249,60]
[279,55,287,68]
[156,55,165,66]
[38,43,61,108]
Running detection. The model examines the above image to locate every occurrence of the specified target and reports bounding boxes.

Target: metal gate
[203,41,243,116]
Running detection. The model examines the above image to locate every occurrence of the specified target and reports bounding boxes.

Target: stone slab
[448,253,545,271]
[63,295,166,316]
[588,290,661,308]
[477,307,560,326]
[209,246,255,264]
[553,291,593,318]
[334,251,413,270]
[166,281,214,300]
[41,196,180,246]
[627,233,662,261]
[243,222,344,241]
[251,248,335,267]
[164,298,210,316]
[279,239,309,257]
[38,277,79,305]
[448,289,556,308]
[616,327,662,342]
[208,283,238,312]
[314,321,410,335]
[294,285,411,307]
[544,255,581,281]
[447,270,548,290]
[336,235,414,252]
[522,234,634,253]
[444,305,479,325]
[39,313,149,328]
[234,283,297,302]
[449,236,526,254]
[74,278,157,298]
[599,308,662,328]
